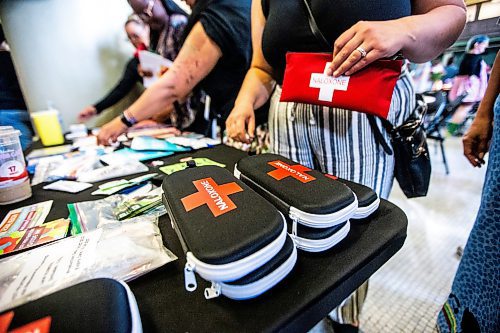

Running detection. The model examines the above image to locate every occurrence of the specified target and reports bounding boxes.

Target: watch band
[120,113,133,127]
[120,110,138,127]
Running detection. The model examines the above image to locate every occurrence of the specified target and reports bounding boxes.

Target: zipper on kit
[184,260,198,292]
[204,282,222,299]
[290,213,299,237]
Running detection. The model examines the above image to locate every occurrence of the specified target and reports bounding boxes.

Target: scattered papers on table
[25,145,73,160]
[0,218,70,256]
[43,180,93,193]
[100,148,174,165]
[0,219,177,312]
[31,152,104,185]
[71,135,98,150]
[159,158,226,175]
[130,136,190,152]
[0,201,53,236]
[167,136,220,149]
[77,161,148,183]
[91,173,157,196]
[127,125,180,139]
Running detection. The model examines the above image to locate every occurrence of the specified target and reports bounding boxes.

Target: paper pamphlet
[0,219,70,256]
[138,50,173,88]
[0,229,101,307]
[0,201,53,236]
[0,220,176,312]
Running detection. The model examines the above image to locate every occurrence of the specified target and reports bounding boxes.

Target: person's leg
[0,110,33,150]
[307,70,414,329]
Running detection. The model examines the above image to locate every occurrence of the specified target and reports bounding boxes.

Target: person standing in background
[226,0,466,331]
[437,51,499,333]
[96,0,253,144]
[447,35,489,135]
[0,24,33,150]
[78,15,150,122]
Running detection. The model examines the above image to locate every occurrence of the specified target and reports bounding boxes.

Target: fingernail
[333,71,339,77]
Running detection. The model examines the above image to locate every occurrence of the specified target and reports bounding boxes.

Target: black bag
[368,95,431,198]
[235,154,359,252]
[0,279,142,333]
[161,165,296,299]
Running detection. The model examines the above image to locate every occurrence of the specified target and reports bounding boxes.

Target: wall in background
[0,0,136,129]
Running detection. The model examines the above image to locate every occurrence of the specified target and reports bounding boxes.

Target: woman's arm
[225,0,276,143]
[97,22,222,145]
[328,0,466,77]
[463,52,499,167]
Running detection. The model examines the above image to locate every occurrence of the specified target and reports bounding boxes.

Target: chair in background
[423,91,467,175]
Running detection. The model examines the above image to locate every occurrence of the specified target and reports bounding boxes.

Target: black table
[1,144,407,333]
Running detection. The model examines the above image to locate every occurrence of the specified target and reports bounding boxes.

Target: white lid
[31,109,59,116]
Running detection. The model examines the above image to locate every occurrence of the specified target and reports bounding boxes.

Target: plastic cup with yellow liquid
[31,109,65,146]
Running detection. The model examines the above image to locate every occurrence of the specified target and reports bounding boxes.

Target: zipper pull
[233,165,241,179]
[184,261,197,292]
[204,282,221,299]
[290,213,299,237]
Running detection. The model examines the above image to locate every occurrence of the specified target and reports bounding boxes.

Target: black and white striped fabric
[269,68,415,200]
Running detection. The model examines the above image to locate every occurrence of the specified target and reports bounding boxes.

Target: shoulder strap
[301,0,332,50]
[367,115,393,155]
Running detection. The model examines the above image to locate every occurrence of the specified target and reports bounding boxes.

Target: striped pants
[268,70,415,325]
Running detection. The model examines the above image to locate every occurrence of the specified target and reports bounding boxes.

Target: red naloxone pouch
[280,52,403,119]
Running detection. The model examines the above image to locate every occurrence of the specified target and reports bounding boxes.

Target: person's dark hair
[0,24,5,43]
[159,0,187,16]
[466,35,489,52]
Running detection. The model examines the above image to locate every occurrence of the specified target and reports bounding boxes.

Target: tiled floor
[311,136,488,333]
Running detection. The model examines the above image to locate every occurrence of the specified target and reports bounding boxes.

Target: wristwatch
[120,110,137,127]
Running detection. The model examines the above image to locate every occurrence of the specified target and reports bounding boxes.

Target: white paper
[77,162,148,183]
[0,229,101,306]
[0,220,176,312]
[138,50,173,88]
[43,180,93,193]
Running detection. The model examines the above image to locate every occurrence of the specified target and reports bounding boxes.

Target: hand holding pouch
[280,52,402,119]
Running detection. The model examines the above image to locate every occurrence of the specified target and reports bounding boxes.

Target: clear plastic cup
[0,127,32,204]
[31,109,64,146]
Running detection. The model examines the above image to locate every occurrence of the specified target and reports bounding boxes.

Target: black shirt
[93,57,142,113]
[183,0,252,121]
[0,51,27,110]
[458,53,483,77]
[261,0,411,84]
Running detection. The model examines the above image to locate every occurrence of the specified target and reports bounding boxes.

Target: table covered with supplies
[0,144,407,333]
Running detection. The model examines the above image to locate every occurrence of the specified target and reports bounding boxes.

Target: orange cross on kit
[267,161,316,183]
[181,178,243,217]
[0,311,52,333]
